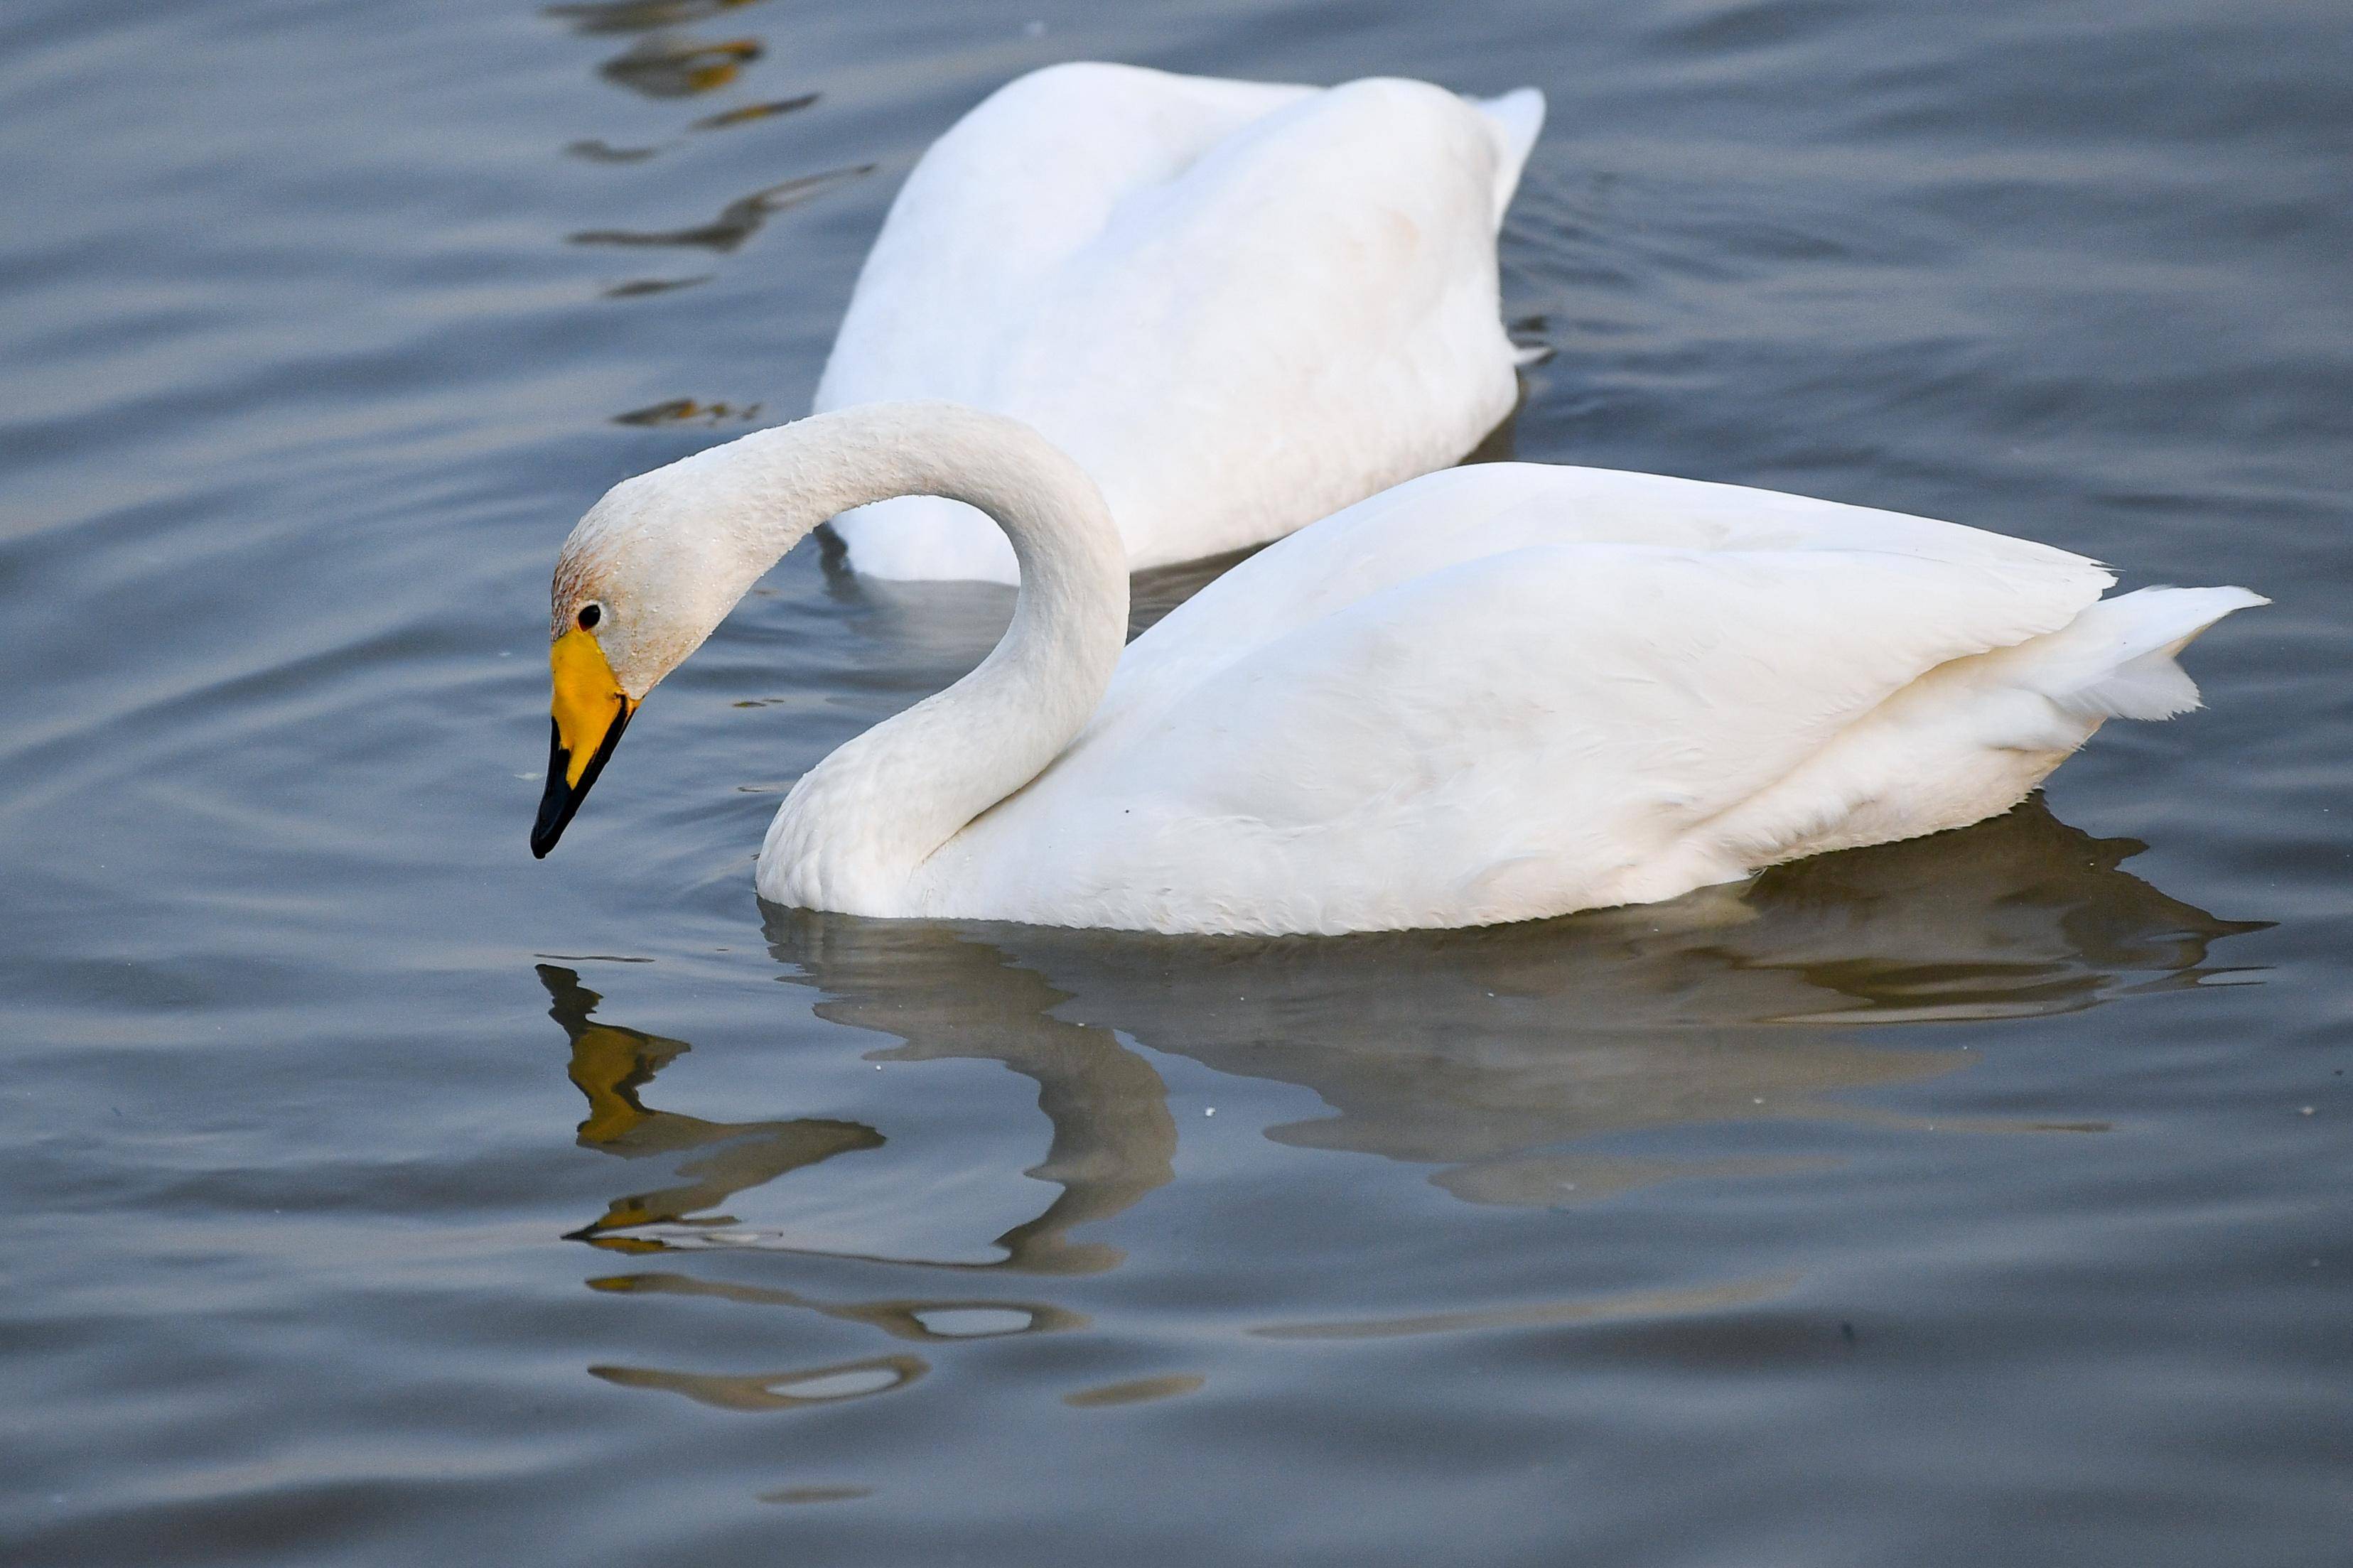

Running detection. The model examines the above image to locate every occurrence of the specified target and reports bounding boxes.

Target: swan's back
[817,65,1312,406]
[1087,463,2104,742]
[915,464,2256,934]
[816,63,1544,580]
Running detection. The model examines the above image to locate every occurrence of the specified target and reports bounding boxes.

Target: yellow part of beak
[550,629,632,786]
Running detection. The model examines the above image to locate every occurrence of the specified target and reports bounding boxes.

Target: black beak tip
[529,705,632,861]
[532,718,579,859]
[532,773,576,859]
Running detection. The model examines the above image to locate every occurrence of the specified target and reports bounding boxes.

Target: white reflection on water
[545,795,2258,1405]
[760,793,2259,1221]
[546,795,2261,1429]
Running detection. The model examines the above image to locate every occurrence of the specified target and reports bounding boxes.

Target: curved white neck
[671,404,1127,913]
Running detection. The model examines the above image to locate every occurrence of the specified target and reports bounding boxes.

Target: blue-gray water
[3,1,2348,1563]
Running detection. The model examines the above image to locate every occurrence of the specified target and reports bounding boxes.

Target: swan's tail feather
[1472,87,1545,227]
[2042,585,2267,723]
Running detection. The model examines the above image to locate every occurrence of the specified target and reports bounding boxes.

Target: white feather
[2021,585,2268,721]
[813,63,1544,582]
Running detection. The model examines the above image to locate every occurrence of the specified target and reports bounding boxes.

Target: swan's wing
[1471,87,1545,226]
[931,474,2114,931]
[816,63,1311,411]
[1095,462,2107,742]
[819,63,1541,406]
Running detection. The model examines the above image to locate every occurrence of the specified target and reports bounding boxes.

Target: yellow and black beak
[532,628,640,858]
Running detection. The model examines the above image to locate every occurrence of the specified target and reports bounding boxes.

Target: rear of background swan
[534,402,2263,936]
[813,63,1545,583]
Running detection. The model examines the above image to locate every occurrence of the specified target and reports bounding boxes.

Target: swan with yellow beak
[532,609,637,858]
[527,402,2261,935]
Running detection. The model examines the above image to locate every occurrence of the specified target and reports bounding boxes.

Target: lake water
[4,0,2348,1562]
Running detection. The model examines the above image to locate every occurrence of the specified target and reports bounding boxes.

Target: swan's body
[536,404,2260,936]
[813,63,1544,583]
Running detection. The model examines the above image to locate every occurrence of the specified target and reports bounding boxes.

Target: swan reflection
[542,966,1087,1418]
[760,796,2261,1213]
[547,799,2256,1270]
[691,93,818,131]
[540,964,1095,1364]
[549,799,2258,1420]
[540,963,883,1248]
[541,804,2249,1260]
[589,1353,924,1411]
[760,919,1180,1275]
[567,165,873,253]
[595,32,760,99]
[584,1270,1085,1339]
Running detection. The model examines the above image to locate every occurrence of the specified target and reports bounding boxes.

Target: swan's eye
[577,602,603,631]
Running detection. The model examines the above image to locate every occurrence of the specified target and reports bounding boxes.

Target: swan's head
[532,465,768,858]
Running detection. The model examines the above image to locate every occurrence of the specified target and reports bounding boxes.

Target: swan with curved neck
[534,403,1125,912]
[534,401,2261,936]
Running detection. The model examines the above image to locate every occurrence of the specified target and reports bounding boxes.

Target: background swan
[812,62,1544,583]
[532,403,2261,936]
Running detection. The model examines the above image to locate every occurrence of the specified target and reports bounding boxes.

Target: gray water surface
[4,1,2349,1563]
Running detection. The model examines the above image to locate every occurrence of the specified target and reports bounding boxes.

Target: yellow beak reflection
[532,628,639,858]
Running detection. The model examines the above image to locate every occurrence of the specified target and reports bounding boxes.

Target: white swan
[811,61,1544,583]
[532,403,2261,936]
